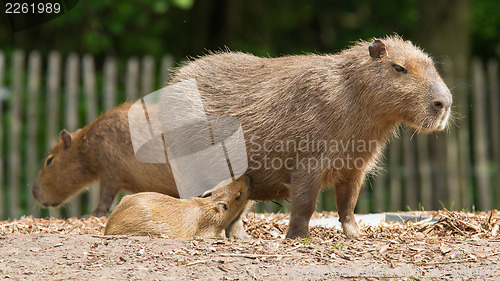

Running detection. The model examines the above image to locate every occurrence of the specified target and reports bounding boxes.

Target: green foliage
[298,237,312,244]
[333,243,345,250]
[438,201,455,211]
[471,0,500,57]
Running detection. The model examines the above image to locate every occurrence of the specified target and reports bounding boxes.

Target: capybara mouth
[427,109,451,132]
[410,105,451,133]
[40,202,61,208]
[417,118,450,133]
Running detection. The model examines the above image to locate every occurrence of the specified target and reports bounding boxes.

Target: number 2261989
[5,2,62,14]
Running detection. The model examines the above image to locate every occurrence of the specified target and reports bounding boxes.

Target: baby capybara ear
[200,190,212,198]
[60,129,73,149]
[369,39,387,59]
[215,201,228,212]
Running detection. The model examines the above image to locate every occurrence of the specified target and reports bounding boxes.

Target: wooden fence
[0,50,498,219]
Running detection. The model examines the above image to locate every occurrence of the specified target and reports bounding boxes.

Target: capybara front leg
[91,180,120,217]
[335,178,363,238]
[286,180,322,239]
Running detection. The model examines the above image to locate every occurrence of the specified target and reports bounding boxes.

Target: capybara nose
[432,96,451,112]
[431,82,452,112]
[432,100,444,111]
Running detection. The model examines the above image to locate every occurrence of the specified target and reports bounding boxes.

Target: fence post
[446,115,461,210]
[455,66,472,210]
[0,51,4,219]
[26,51,42,217]
[126,57,139,101]
[141,55,155,96]
[487,59,500,209]
[82,54,99,214]
[402,129,418,210]
[7,50,24,219]
[64,53,81,217]
[472,58,490,210]
[160,55,175,85]
[440,57,461,211]
[373,168,387,212]
[416,134,432,210]
[46,51,62,218]
[389,137,402,211]
[103,57,117,110]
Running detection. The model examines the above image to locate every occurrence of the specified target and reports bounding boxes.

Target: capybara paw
[227,231,250,240]
[285,228,309,239]
[89,210,107,218]
[342,223,363,238]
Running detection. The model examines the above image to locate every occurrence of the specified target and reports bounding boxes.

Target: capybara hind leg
[286,180,322,239]
[91,181,120,217]
[335,178,363,238]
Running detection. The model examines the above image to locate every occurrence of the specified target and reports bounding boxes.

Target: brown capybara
[32,102,249,238]
[32,103,177,215]
[104,175,250,238]
[168,35,452,238]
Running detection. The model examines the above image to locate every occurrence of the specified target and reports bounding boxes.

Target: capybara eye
[392,64,407,74]
[46,155,54,166]
[236,192,242,200]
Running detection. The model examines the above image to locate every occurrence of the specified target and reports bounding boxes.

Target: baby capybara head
[341,36,452,132]
[32,130,95,208]
[202,175,250,214]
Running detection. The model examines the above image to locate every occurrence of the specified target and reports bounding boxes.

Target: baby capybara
[104,175,250,238]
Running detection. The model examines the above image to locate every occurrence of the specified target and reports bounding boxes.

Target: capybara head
[32,129,96,208]
[202,175,250,214]
[342,36,452,132]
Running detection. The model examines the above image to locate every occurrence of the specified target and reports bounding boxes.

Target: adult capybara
[32,103,177,214]
[169,35,452,238]
[104,175,250,238]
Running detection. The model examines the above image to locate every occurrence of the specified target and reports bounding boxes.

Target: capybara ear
[369,39,387,59]
[215,201,228,212]
[60,129,73,149]
[200,190,212,198]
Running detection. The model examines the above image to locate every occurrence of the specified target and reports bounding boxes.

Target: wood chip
[186,260,208,266]
[439,245,452,254]
[219,253,293,259]
[492,224,499,237]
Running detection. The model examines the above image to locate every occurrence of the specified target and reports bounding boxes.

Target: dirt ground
[0,210,499,280]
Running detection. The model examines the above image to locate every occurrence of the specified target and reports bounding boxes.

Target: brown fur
[168,35,452,238]
[32,103,178,216]
[104,175,250,238]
